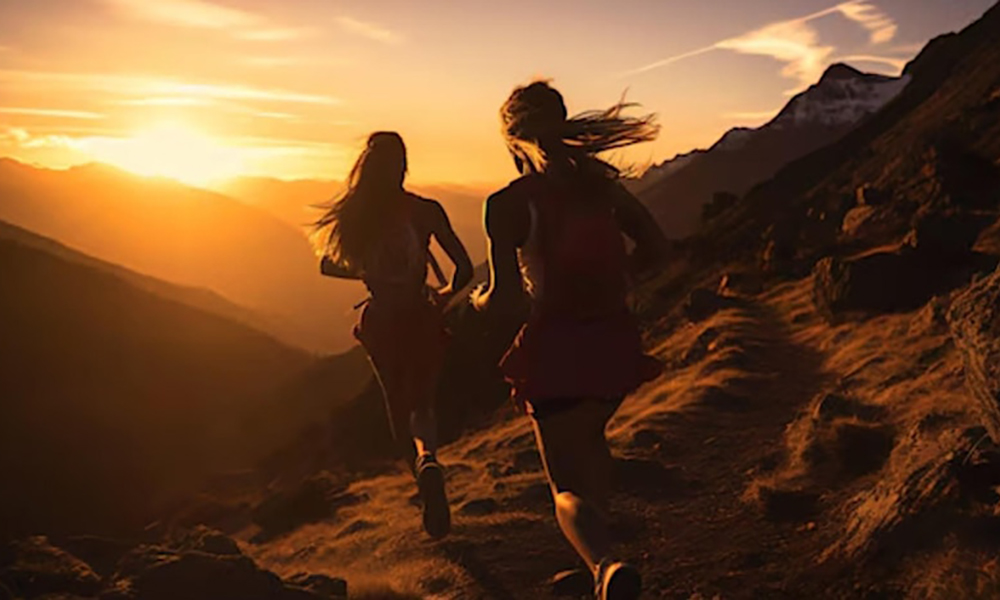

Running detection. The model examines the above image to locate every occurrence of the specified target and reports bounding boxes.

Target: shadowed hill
[0,160,365,353]
[0,219,285,343]
[0,235,354,539]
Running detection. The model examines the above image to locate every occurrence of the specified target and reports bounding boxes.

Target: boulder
[56,535,134,579]
[949,265,1000,441]
[905,209,994,259]
[0,537,102,599]
[812,248,970,319]
[110,546,283,600]
[169,527,241,557]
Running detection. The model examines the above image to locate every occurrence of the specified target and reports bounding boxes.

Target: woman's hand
[319,255,362,280]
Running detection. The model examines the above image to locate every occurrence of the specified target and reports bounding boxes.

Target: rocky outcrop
[0,537,102,599]
[812,250,927,318]
[813,241,997,320]
[905,208,994,259]
[949,265,1000,441]
[0,532,349,600]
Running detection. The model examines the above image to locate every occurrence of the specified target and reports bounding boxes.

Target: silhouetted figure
[474,81,668,599]
[313,132,473,539]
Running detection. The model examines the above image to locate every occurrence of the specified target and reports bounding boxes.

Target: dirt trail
[249,280,963,598]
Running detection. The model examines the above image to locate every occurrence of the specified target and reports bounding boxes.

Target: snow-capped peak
[772,63,910,128]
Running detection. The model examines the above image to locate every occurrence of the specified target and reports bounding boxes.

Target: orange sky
[0,0,994,187]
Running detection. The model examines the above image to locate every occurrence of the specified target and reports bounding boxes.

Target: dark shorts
[527,396,624,421]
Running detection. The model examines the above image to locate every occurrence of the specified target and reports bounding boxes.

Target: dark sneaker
[595,559,641,600]
[415,453,451,539]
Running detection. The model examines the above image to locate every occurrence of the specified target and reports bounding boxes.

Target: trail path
[250,281,933,598]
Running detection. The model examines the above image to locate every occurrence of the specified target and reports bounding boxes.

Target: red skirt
[500,309,662,403]
[354,297,448,417]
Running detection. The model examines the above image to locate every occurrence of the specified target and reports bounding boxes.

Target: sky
[0,0,995,187]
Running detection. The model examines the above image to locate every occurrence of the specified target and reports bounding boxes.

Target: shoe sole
[602,563,642,600]
[417,462,451,539]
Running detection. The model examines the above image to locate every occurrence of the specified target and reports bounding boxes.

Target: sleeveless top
[362,199,428,303]
[516,176,629,320]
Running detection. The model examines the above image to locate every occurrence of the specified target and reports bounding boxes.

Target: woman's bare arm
[473,188,528,313]
[611,182,669,273]
[428,200,474,296]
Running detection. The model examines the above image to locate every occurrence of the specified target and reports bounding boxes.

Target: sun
[83,121,245,186]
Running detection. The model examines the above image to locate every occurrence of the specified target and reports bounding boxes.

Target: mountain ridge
[635,61,911,238]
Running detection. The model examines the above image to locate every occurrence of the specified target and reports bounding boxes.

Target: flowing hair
[500,80,659,179]
[311,131,407,275]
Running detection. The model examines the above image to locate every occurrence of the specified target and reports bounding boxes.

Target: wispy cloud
[102,0,257,29]
[101,0,309,41]
[0,127,81,150]
[890,42,927,55]
[253,111,298,120]
[337,16,402,44]
[837,1,897,44]
[0,107,106,120]
[241,55,355,68]
[0,70,340,106]
[235,28,314,42]
[1,127,30,144]
[147,81,339,105]
[834,54,908,72]
[117,97,213,107]
[624,1,899,91]
[715,13,836,89]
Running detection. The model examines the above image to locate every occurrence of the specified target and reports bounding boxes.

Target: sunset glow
[0,1,996,186]
[82,121,244,185]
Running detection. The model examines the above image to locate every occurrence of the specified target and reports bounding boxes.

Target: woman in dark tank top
[313,131,473,540]
[474,81,668,599]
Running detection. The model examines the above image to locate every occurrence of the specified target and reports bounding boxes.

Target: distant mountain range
[0,160,365,352]
[633,63,911,239]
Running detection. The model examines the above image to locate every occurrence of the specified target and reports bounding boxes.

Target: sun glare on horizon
[81,121,245,186]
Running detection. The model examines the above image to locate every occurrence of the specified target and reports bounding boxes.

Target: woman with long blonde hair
[314,131,473,539]
[474,82,667,599]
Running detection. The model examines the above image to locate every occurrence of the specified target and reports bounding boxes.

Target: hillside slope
[233,3,1000,598]
[0,219,284,342]
[0,237,316,539]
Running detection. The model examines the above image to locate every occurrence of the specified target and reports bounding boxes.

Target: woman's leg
[531,399,619,572]
[410,405,438,458]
